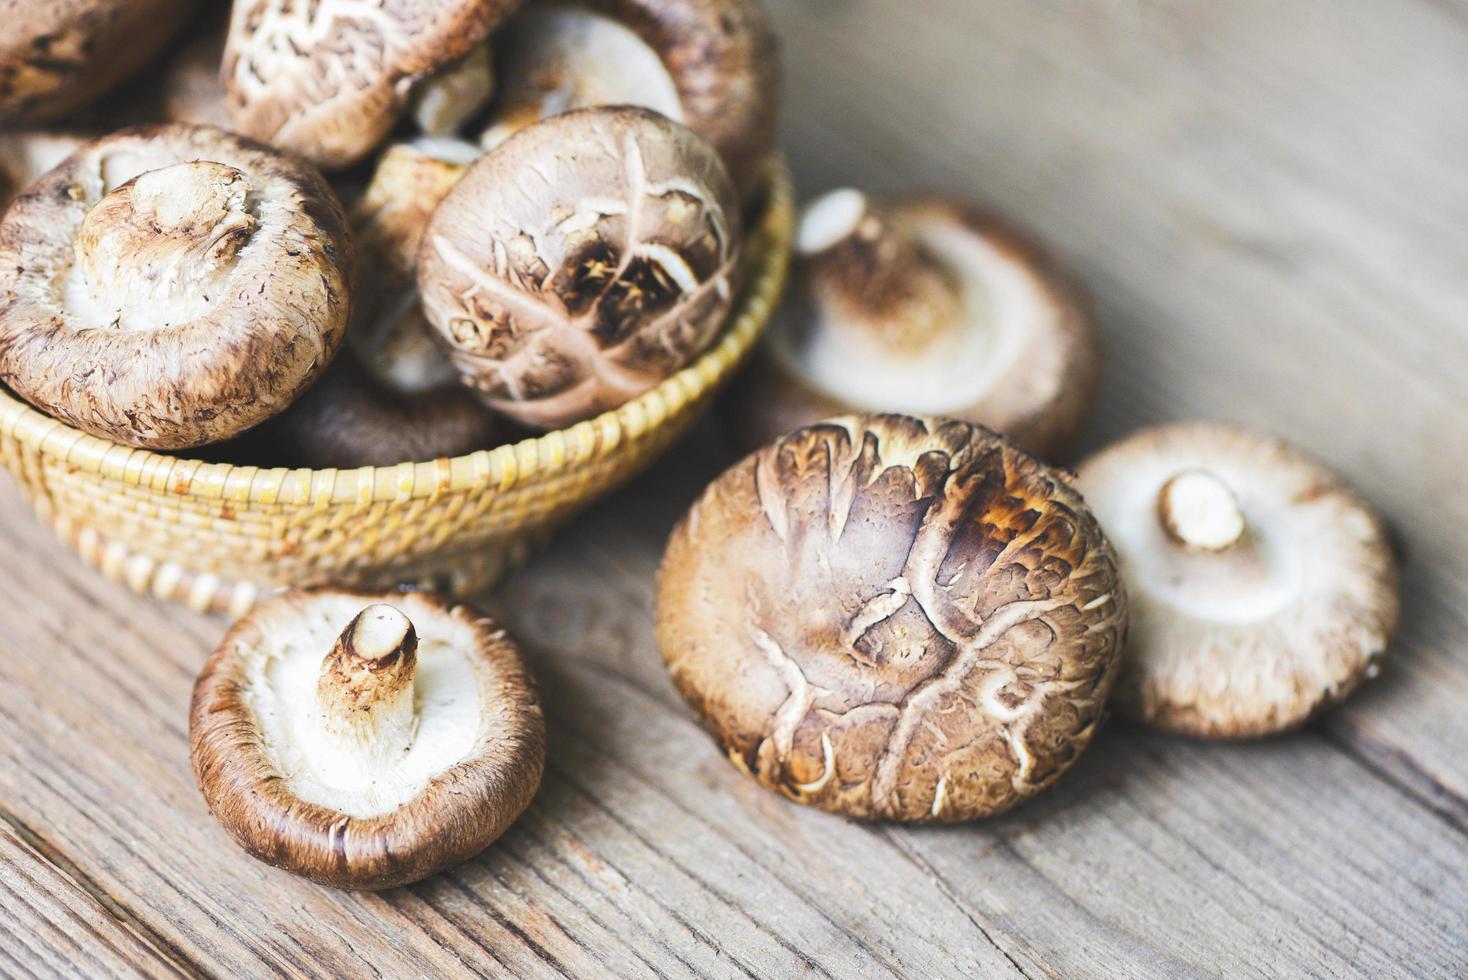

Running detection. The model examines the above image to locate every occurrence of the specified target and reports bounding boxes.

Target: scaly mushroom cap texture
[277,138,498,467]
[223,0,519,169]
[0,124,354,450]
[484,0,780,199]
[0,0,196,122]
[1075,423,1400,738]
[656,415,1128,822]
[418,106,741,430]
[190,589,546,891]
[730,190,1098,460]
[0,130,89,214]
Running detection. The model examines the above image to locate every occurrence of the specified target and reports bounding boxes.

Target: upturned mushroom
[0,124,354,449]
[418,106,742,430]
[0,130,89,214]
[729,189,1099,459]
[0,0,196,122]
[277,137,499,467]
[1074,422,1400,738]
[223,0,518,169]
[190,589,545,890]
[482,0,780,198]
[656,414,1127,821]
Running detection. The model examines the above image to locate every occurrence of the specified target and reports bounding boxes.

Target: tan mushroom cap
[0,129,89,214]
[483,0,780,199]
[657,415,1127,822]
[0,0,196,122]
[0,124,353,449]
[223,0,518,169]
[278,138,498,467]
[730,189,1099,459]
[1074,423,1400,738]
[418,106,741,430]
[190,589,546,891]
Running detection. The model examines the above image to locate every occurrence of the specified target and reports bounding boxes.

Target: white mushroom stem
[409,44,496,137]
[317,604,419,769]
[796,188,962,355]
[72,161,257,330]
[1157,469,1246,551]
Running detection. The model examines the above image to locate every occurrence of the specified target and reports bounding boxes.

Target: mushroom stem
[1157,469,1246,551]
[317,604,419,766]
[409,44,496,137]
[797,189,962,355]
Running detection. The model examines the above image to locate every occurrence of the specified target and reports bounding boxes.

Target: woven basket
[0,162,793,617]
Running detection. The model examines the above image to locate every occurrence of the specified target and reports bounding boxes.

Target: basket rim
[0,157,793,506]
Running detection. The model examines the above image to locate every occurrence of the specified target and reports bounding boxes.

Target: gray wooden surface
[2,1,1466,976]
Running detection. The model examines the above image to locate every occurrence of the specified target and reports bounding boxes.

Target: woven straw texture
[0,163,793,616]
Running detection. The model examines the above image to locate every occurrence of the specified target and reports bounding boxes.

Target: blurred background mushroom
[0,124,354,449]
[417,105,742,430]
[222,0,520,169]
[728,188,1099,460]
[656,414,1127,821]
[0,0,197,123]
[1075,422,1400,738]
[190,590,545,890]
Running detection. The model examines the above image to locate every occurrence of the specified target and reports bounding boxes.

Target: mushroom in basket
[190,590,545,890]
[656,415,1127,821]
[729,188,1099,459]
[1075,422,1400,738]
[0,124,354,450]
[417,105,742,430]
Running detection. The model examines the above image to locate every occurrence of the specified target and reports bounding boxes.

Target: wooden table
[3,1,1466,976]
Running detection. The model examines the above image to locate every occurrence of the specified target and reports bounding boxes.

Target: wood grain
[1,0,1466,976]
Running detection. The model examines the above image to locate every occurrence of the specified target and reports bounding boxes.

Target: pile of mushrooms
[0,0,776,464]
[0,0,1407,884]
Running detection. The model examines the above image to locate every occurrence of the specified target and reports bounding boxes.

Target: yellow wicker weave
[0,163,793,617]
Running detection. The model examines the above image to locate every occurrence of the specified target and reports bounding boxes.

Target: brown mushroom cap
[656,414,1127,822]
[418,106,742,430]
[190,589,546,890]
[483,0,780,199]
[1074,423,1400,738]
[0,129,89,214]
[0,0,197,123]
[277,138,499,467]
[0,124,353,449]
[223,0,518,170]
[729,189,1099,460]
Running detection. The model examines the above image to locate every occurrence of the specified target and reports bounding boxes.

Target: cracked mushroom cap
[0,129,89,214]
[190,589,546,890]
[483,0,780,199]
[0,124,354,450]
[0,0,196,122]
[1075,423,1400,738]
[277,138,498,467]
[730,189,1099,459]
[418,106,741,430]
[224,0,517,170]
[656,414,1127,822]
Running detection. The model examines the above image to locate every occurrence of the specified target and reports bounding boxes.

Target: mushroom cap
[484,0,780,198]
[0,0,197,122]
[0,129,89,214]
[0,124,354,450]
[656,414,1127,822]
[729,192,1099,460]
[418,106,742,430]
[223,0,519,169]
[190,589,546,891]
[1074,423,1400,738]
[161,15,230,129]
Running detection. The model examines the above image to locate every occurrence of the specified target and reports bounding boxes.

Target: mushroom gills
[772,196,1051,417]
[481,3,684,149]
[248,604,483,819]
